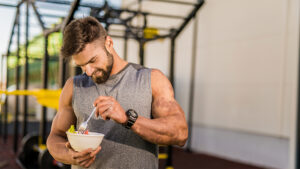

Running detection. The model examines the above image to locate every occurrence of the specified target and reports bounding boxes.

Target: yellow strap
[144,27,159,39]
[0,89,62,110]
[159,153,168,159]
[165,167,174,169]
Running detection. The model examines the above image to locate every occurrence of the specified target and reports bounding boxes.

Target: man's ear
[105,36,113,53]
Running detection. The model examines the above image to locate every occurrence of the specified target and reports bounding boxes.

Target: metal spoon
[78,107,97,134]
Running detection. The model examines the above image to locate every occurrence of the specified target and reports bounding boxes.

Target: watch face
[128,110,138,118]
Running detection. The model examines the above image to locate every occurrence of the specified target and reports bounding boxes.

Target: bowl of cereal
[66,125,104,152]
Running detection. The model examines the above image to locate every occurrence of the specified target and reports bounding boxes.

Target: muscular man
[46,16,188,169]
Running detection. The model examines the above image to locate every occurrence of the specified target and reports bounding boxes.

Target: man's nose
[84,65,95,76]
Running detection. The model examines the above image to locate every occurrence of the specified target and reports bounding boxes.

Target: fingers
[90,146,101,157]
[72,148,93,159]
[94,100,113,119]
[78,155,94,167]
[83,155,96,168]
[98,104,112,120]
[65,142,71,149]
[93,96,126,123]
[93,96,113,107]
[77,153,93,164]
[65,142,75,151]
[74,147,101,168]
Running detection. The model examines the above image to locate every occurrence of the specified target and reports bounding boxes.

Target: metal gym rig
[0,0,204,168]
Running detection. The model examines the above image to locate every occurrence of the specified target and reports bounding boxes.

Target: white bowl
[66,131,104,152]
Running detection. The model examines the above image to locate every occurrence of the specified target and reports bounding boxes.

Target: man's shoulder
[150,69,167,79]
[127,63,152,77]
[150,69,173,96]
[129,62,148,71]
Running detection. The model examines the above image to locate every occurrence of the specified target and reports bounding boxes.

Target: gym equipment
[39,149,70,169]
[18,134,39,168]
[19,133,70,169]
[0,0,204,168]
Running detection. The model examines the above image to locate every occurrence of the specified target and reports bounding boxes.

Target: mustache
[92,69,106,76]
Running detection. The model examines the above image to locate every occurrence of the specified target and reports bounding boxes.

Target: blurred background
[0,0,299,169]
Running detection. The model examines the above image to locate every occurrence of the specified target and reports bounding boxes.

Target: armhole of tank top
[71,76,76,107]
[148,68,152,97]
[148,68,153,119]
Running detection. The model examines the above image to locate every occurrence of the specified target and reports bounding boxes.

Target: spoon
[78,107,97,134]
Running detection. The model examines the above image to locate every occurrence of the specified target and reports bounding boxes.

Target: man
[47,16,188,169]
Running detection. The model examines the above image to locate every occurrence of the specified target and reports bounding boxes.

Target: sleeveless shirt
[72,63,158,169]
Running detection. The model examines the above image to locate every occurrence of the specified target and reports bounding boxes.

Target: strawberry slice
[84,130,89,135]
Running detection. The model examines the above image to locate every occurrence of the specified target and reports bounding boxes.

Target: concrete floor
[0,135,267,169]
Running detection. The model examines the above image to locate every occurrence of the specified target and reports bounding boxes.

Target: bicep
[151,69,184,119]
[50,78,76,137]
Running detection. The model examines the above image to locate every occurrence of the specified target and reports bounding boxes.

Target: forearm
[46,134,73,164]
[131,115,188,146]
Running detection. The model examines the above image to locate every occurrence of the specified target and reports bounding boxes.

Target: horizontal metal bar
[35,0,185,20]
[118,8,185,19]
[174,0,204,38]
[35,0,72,6]
[146,34,171,42]
[35,0,97,8]
[148,0,197,6]
[149,12,186,19]
[109,34,125,39]
[38,13,64,18]
[0,3,17,8]
[27,57,59,61]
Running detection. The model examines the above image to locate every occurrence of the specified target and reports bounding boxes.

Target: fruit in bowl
[66,125,104,152]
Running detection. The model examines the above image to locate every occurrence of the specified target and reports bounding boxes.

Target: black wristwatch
[125,109,138,129]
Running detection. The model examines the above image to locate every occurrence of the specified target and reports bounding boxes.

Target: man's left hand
[93,96,127,124]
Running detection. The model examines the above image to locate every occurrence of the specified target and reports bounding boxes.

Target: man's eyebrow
[76,55,97,67]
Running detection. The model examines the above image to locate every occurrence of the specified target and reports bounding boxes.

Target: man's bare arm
[93,69,188,146]
[131,69,188,146]
[47,78,101,167]
[46,78,76,164]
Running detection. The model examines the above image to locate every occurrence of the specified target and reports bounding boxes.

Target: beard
[92,50,114,84]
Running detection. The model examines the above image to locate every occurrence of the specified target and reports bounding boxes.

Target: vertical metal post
[59,58,67,88]
[124,34,128,61]
[186,17,198,152]
[3,65,8,143]
[40,35,49,144]
[139,39,145,66]
[166,37,176,168]
[296,2,300,166]
[169,37,175,87]
[22,0,29,141]
[13,6,21,153]
[0,54,7,138]
[22,0,29,138]
[4,4,19,144]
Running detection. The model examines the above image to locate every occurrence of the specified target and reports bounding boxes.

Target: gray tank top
[72,63,158,169]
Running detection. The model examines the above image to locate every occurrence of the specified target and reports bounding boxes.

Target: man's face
[73,40,113,84]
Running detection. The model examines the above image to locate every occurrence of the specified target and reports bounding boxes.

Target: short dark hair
[60,16,107,60]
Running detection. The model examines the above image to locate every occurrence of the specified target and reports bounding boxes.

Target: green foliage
[7,32,62,86]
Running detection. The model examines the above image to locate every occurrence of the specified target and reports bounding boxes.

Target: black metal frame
[0,0,204,168]
[296,4,300,167]
[13,5,21,153]
[186,16,198,152]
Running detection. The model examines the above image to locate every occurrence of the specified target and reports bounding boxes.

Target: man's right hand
[65,142,101,168]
